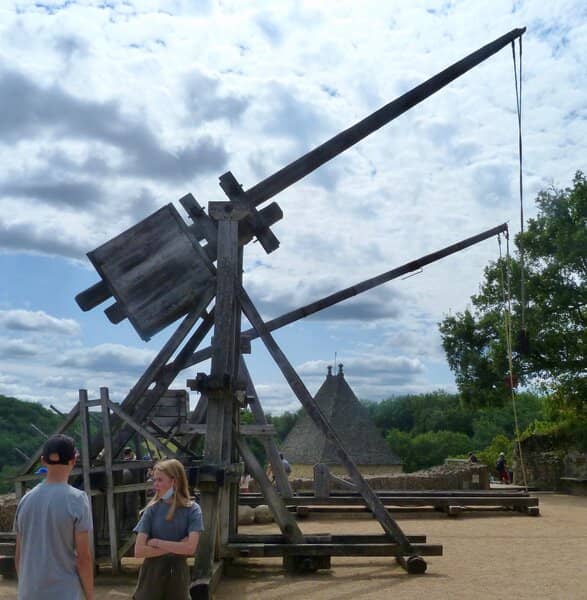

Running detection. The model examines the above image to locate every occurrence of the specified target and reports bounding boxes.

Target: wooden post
[314,463,332,500]
[100,387,119,574]
[78,389,95,560]
[192,203,246,599]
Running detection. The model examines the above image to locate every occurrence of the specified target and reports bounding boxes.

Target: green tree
[386,428,472,472]
[439,172,586,410]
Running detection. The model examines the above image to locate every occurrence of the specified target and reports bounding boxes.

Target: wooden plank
[100,388,119,575]
[177,423,277,436]
[107,400,177,459]
[117,533,137,560]
[237,285,415,552]
[239,496,539,508]
[229,534,427,544]
[88,204,215,340]
[222,543,443,558]
[77,389,94,560]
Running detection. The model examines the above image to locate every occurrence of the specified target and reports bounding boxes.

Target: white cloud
[56,343,157,374]
[0,310,80,335]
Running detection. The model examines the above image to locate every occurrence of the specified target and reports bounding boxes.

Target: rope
[498,232,528,489]
[512,38,526,330]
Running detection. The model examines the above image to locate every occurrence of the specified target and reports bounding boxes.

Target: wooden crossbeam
[222,543,443,558]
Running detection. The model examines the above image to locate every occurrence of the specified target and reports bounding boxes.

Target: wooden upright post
[191,203,247,599]
[78,389,95,560]
[100,387,119,574]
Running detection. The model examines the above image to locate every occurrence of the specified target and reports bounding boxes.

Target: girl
[133,459,204,600]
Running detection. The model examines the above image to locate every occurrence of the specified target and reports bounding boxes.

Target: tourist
[280,453,292,478]
[496,452,509,484]
[123,446,137,461]
[14,434,94,599]
[240,470,252,492]
[468,452,479,463]
[133,458,204,600]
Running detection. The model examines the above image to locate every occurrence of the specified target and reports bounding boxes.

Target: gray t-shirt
[15,482,92,600]
[134,500,204,542]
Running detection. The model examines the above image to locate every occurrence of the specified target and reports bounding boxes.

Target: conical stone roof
[280,365,402,465]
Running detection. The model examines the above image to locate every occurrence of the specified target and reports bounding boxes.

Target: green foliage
[367,391,544,473]
[0,394,63,493]
[471,392,544,448]
[386,429,473,472]
[365,391,475,436]
[439,172,586,410]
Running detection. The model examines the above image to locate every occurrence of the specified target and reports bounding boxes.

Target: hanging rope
[512,38,528,337]
[498,231,528,489]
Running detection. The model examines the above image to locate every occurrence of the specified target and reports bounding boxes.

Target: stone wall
[0,494,16,531]
[251,463,489,493]
[514,434,587,490]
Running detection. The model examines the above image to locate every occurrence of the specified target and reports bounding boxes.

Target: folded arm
[134,532,170,558]
[147,532,200,556]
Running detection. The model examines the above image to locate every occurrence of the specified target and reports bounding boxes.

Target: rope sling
[493,37,528,489]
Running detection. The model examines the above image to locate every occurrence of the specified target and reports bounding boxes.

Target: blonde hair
[144,458,192,521]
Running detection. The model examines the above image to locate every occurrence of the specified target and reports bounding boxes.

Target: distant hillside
[0,395,62,493]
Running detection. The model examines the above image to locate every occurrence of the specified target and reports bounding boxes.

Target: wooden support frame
[53,26,532,593]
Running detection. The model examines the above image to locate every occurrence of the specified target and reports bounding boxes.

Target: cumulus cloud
[0,218,89,259]
[0,310,80,335]
[0,339,39,358]
[0,68,229,183]
[56,343,157,374]
[184,71,249,124]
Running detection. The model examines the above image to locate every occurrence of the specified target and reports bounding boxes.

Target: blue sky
[0,1,586,414]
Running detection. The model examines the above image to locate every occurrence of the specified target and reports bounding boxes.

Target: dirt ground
[1,493,586,599]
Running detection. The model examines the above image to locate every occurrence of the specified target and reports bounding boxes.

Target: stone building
[280,365,402,476]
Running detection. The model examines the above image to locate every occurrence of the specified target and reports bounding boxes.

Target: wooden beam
[177,423,277,436]
[100,388,119,575]
[178,223,509,372]
[78,390,94,560]
[237,285,415,553]
[98,288,215,460]
[235,435,304,544]
[240,358,293,498]
[222,542,443,558]
[194,208,242,588]
[107,400,177,459]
